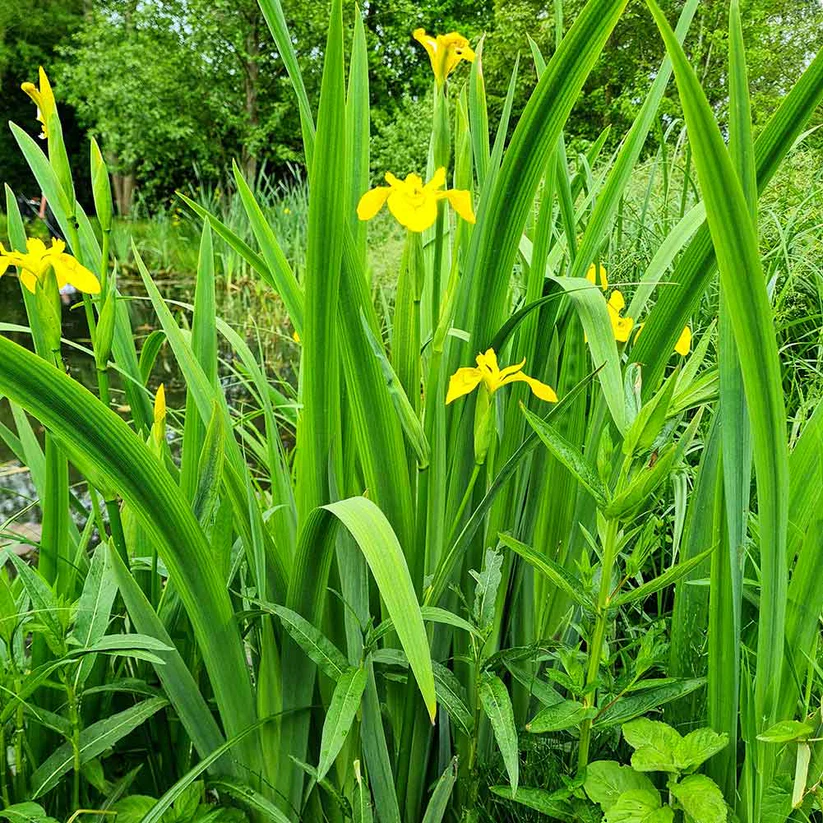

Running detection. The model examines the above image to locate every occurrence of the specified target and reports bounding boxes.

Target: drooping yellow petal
[501,371,558,402]
[53,254,101,294]
[387,188,438,232]
[444,189,476,223]
[357,186,391,221]
[446,367,483,404]
[586,262,608,290]
[675,325,692,356]
[20,270,39,293]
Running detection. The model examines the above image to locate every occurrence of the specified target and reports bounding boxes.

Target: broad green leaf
[677,728,729,772]
[31,697,168,797]
[470,548,503,630]
[604,789,672,823]
[669,774,727,823]
[527,699,597,733]
[623,718,682,773]
[756,720,815,744]
[317,666,368,781]
[324,497,436,721]
[647,2,789,734]
[585,761,656,812]
[351,760,374,823]
[479,673,519,793]
[72,546,121,683]
[0,803,60,823]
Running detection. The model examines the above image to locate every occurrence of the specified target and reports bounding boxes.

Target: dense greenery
[3,0,820,208]
[2,0,823,822]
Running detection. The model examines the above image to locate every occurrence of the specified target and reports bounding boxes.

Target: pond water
[0,270,291,525]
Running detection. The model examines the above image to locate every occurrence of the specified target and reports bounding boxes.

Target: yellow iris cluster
[586,263,691,356]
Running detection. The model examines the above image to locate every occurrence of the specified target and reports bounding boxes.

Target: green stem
[448,463,481,548]
[64,675,82,810]
[577,516,620,772]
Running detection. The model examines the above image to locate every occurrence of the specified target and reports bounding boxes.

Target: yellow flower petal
[497,358,526,381]
[387,188,437,232]
[608,289,625,312]
[446,367,483,404]
[357,186,391,221]
[502,371,558,402]
[425,167,447,191]
[444,189,476,223]
[54,254,101,294]
[154,384,167,426]
[675,325,692,356]
[586,262,608,290]
[20,270,38,293]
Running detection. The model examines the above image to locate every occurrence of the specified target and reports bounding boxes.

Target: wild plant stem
[65,675,82,810]
[577,516,620,772]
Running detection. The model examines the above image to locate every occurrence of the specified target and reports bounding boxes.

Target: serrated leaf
[499,533,595,610]
[623,718,682,773]
[522,404,610,507]
[585,761,656,812]
[432,662,474,737]
[669,774,727,823]
[604,789,672,823]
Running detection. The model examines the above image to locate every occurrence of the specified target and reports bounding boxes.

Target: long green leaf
[31,697,168,797]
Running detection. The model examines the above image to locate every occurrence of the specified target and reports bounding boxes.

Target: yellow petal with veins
[446,367,483,404]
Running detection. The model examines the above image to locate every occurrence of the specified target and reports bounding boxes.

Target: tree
[0,0,85,199]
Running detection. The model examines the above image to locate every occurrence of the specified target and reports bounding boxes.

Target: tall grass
[1,0,823,821]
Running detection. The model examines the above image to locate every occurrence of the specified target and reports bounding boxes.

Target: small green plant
[584,719,729,822]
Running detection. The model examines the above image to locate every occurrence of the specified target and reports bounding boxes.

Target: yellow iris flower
[607,290,634,342]
[357,167,475,233]
[21,67,56,140]
[446,348,557,404]
[413,29,475,85]
[633,323,692,355]
[0,237,100,295]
